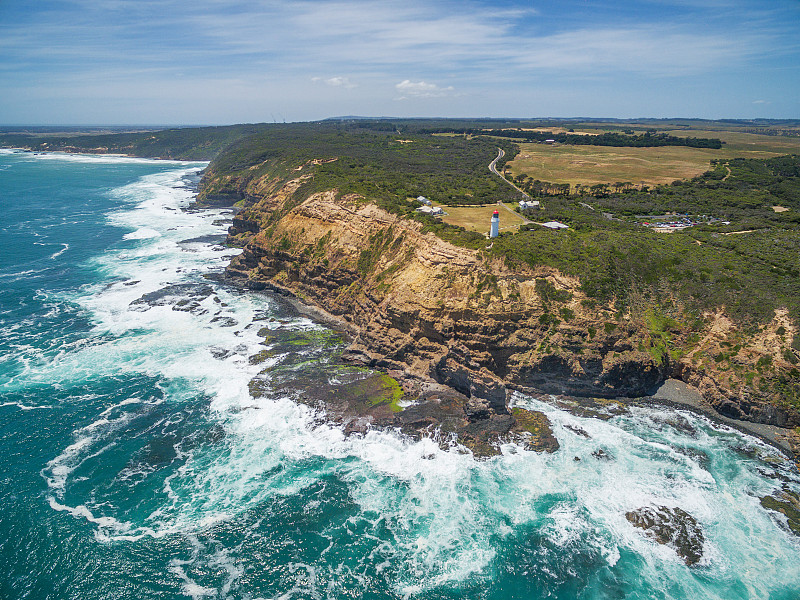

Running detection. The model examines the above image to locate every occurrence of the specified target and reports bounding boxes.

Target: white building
[416,196,432,206]
[490,210,499,237]
[519,200,540,210]
[541,221,568,229]
[415,205,444,216]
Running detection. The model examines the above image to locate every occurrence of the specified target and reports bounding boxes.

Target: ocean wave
[0,401,54,411]
[28,152,208,167]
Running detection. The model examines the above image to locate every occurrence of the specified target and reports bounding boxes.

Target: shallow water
[0,149,798,599]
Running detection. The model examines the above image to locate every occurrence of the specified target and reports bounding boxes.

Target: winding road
[488,148,531,200]
[489,148,535,225]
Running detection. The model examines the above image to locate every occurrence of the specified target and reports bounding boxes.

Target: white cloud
[395,79,454,99]
[312,76,357,89]
[752,99,769,104]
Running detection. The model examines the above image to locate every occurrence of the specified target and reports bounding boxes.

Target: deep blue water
[0,149,799,599]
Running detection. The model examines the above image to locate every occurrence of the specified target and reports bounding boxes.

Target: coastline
[644,379,796,458]
[221,263,799,463]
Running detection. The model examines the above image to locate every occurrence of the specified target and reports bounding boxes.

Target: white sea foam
[29,152,195,165]
[122,228,161,240]
[0,401,54,411]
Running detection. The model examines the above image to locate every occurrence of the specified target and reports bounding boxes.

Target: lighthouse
[490,209,499,238]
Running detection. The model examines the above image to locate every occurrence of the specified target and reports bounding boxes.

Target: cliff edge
[199,167,800,441]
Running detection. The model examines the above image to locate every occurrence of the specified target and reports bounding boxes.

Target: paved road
[498,200,533,225]
[488,148,531,200]
[488,147,536,226]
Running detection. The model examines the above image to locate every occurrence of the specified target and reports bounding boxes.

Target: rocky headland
[193,163,800,464]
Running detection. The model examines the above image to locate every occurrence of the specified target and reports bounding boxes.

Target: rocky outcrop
[626,506,705,566]
[760,489,800,536]
[670,310,800,429]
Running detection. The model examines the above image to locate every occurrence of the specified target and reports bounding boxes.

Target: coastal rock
[130,283,214,314]
[510,407,559,453]
[626,505,705,566]
[434,344,508,415]
[674,362,800,428]
[760,489,800,536]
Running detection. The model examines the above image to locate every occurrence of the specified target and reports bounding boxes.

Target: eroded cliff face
[224,180,670,410]
[217,175,800,432]
[673,310,800,427]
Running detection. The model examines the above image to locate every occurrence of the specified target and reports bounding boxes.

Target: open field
[439,202,527,233]
[663,129,800,156]
[509,131,800,187]
[509,145,722,186]
[516,127,598,136]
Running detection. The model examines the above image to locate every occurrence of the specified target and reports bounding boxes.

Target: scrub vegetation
[4,118,800,330]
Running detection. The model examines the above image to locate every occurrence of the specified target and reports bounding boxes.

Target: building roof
[415,205,444,215]
[541,221,568,229]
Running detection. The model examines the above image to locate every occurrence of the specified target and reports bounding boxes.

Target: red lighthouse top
[492,210,499,216]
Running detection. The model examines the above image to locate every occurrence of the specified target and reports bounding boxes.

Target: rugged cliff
[198,165,800,441]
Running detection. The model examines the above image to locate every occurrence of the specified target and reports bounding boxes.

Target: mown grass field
[439,202,528,233]
[508,131,800,187]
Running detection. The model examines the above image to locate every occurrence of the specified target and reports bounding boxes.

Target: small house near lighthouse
[490,209,500,238]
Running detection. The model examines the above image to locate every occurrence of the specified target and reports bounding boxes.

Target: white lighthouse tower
[490,209,499,238]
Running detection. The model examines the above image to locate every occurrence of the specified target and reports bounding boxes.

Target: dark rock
[179,234,227,246]
[760,489,800,536]
[130,283,214,311]
[592,448,613,460]
[511,407,559,453]
[209,347,233,360]
[676,447,710,469]
[172,300,205,314]
[564,424,590,438]
[210,316,238,327]
[626,506,705,566]
[434,345,508,414]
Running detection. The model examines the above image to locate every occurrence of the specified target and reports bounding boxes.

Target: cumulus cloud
[395,79,454,99]
[312,76,357,88]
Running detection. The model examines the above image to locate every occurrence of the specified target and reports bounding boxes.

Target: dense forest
[417,127,724,148]
[583,156,800,228]
[203,122,522,206]
[490,155,800,324]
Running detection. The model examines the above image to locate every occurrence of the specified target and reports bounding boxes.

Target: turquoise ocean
[0,150,799,599]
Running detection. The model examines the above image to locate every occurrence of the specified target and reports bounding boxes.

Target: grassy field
[663,129,800,156]
[439,202,528,233]
[508,131,800,187]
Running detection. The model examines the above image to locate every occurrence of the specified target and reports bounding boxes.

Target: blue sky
[1,0,798,124]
